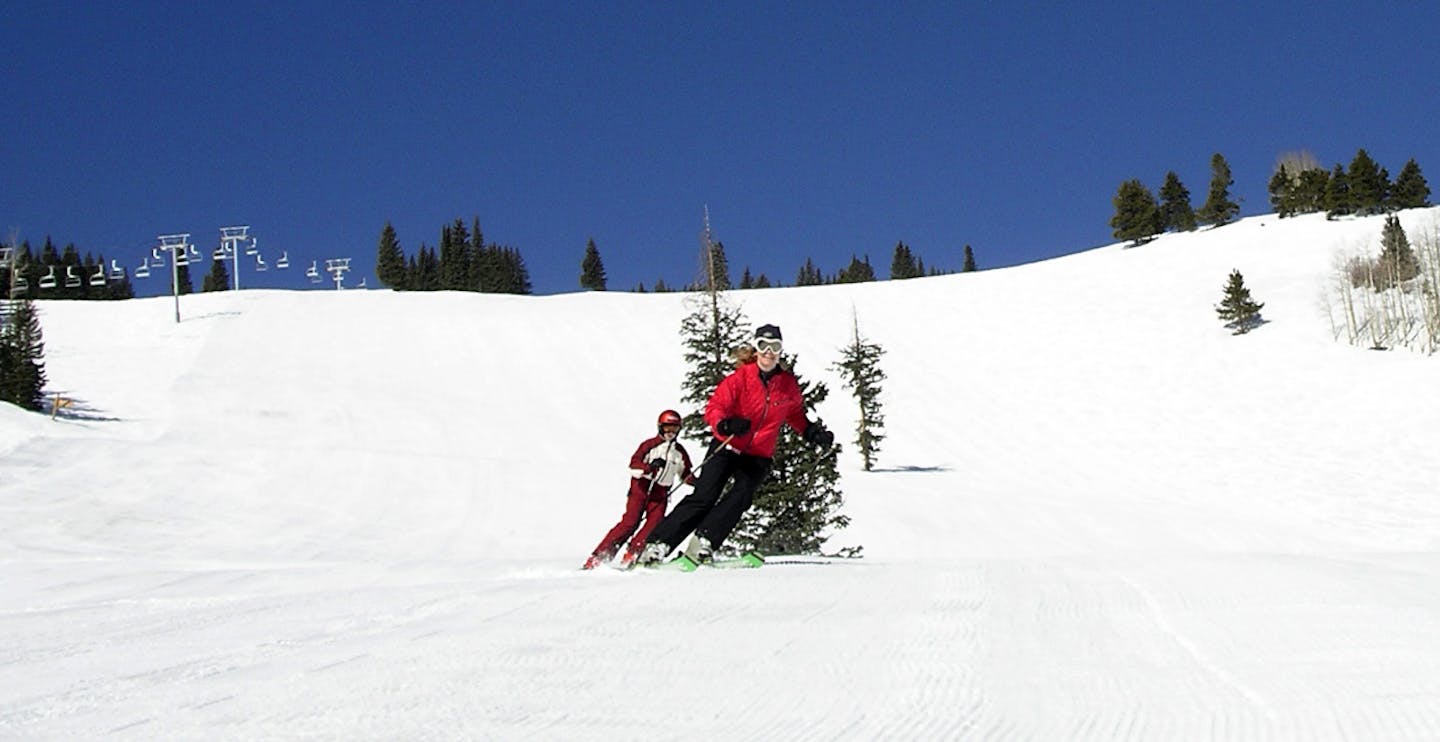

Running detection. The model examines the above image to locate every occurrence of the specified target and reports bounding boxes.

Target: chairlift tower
[217,225,252,291]
[156,233,196,323]
[324,258,351,290]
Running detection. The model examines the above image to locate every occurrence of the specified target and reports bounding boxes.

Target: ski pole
[645,437,678,497]
[665,433,734,497]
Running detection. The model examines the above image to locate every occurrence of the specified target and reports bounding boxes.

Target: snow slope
[3,209,1440,739]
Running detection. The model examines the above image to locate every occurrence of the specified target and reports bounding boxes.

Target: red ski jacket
[704,361,811,459]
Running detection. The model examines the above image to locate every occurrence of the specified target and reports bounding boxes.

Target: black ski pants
[646,448,771,551]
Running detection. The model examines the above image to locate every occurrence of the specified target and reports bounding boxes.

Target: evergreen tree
[1269,165,1297,218]
[739,267,754,289]
[1296,167,1331,214]
[173,262,194,296]
[678,290,751,439]
[1215,269,1265,334]
[836,254,876,283]
[833,311,886,471]
[414,245,440,290]
[1158,171,1197,231]
[754,273,772,289]
[653,278,671,293]
[890,241,919,279]
[376,222,406,289]
[1376,214,1419,287]
[580,238,607,291]
[796,258,824,286]
[497,246,533,294]
[1347,149,1387,216]
[201,253,231,292]
[1197,153,1240,226]
[703,240,731,291]
[1390,159,1431,210]
[1324,163,1352,219]
[468,218,485,290]
[0,296,47,411]
[962,245,976,272]
[1110,179,1162,245]
[730,351,847,556]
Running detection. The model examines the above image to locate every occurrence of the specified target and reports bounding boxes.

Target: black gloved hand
[804,423,834,449]
[717,417,751,436]
[647,458,665,473]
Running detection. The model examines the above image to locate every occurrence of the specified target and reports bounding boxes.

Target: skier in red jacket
[633,324,834,567]
[583,410,696,570]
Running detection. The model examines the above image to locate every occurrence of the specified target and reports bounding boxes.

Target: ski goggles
[755,338,783,354]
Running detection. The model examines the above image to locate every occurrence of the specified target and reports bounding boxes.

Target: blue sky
[4,1,1438,296]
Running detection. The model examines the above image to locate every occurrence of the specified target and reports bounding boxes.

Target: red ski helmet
[657,409,683,427]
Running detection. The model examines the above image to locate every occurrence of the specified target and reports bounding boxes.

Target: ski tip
[740,551,765,567]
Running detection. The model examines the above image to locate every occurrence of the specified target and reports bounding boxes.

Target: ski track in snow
[4,210,1440,738]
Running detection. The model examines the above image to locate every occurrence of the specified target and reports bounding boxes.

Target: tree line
[1111,149,1432,247]
[1268,149,1431,219]
[375,218,532,294]
[0,238,136,301]
[582,239,980,293]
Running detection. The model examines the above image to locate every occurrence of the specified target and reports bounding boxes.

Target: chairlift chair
[357,277,367,289]
[89,263,106,286]
[38,266,57,289]
[213,246,228,260]
[305,260,320,282]
[64,266,82,289]
[135,258,151,279]
[11,274,28,294]
[245,238,259,256]
[276,251,289,269]
[150,247,166,268]
[109,259,124,280]
[255,253,267,272]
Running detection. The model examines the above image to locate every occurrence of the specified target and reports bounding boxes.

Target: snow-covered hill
[4,209,1440,739]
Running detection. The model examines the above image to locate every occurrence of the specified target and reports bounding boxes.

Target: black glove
[804,423,834,449]
[717,417,751,436]
[646,458,665,473]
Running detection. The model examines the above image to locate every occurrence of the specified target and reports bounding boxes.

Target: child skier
[582,410,696,570]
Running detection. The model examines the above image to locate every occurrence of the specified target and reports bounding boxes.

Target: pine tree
[680,220,752,438]
[580,238,607,291]
[174,262,194,295]
[754,273,772,289]
[796,258,823,286]
[836,254,876,283]
[730,351,848,556]
[1296,167,1331,214]
[1347,149,1387,216]
[1158,171,1197,231]
[704,241,731,291]
[1197,153,1240,226]
[739,267,754,289]
[376,222,406,289]
[1269,165,1296,218]
[201,253,231,292]
[1390,159,1431,210]
[833,311,886,471]
[1377,215,1419,288]
[1215,269,1265,334]
[1324,163,1352,219]
[962,245,976,272]
[1110,179,1162,245]
[890,241,919,279]
[0,296,47,411]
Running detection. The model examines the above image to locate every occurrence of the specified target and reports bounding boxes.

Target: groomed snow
[4,209,1440,739]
